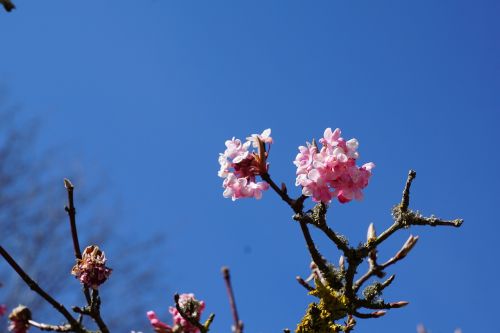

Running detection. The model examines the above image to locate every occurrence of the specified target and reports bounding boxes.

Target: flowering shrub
[0,127,462,333]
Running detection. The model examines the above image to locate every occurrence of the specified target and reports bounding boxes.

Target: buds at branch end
[396,235,419,260]
[296,276,314,291]
[381,275,396,290]
[63,178,74,190]
[371,310,386,318]
[221,266,230,279]
[339,256,345,271]
[367,223,377,243]
[389,301,409,308]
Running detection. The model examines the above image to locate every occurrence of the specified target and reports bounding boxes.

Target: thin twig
[64,179,92,306]
[90,289,110,333]
[296,276,314,292]
[222,267,243,333]
[28,320,72,332]
[0,246,83,332]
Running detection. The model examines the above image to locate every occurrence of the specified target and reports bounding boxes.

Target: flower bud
[339,256,345,271]
[389,301,409,308]
[8,305,31,333]
[367,223,376,242]
[71,245,112,289]
[371,310,386,318]
[395,235,419,260]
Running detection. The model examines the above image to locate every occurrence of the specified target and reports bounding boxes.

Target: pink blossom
[294,128,374,204]
[147,294,205,333]
[0,304,6,316]
[219,130,272,200]
[71,245,112,289]
[246,128,273,148]
[147,311,173,333]
[169,294,205,333]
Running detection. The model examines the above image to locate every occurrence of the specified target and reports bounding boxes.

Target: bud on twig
[395,235,419,260]
[389,301,409,308]
[367,223,376,242]
[339,256,345,272]
[371,310,386,318]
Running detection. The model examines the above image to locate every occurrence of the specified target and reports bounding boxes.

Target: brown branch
[0,0,15,12]
[222,267,243,333]
[296,276,314,292]
[90,289,110,333]
[64,179,92,306]
[0,246,83,332]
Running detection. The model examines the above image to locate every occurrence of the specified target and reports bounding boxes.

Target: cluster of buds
[71,245,112,289]
[218,129,272,200]
[294,128,374,203]
[7,305,31,333]
[147,293,206,333]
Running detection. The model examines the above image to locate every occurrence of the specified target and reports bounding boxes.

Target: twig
[222,267,243,333]
[296,276,314,292]
[0,0,15,12]
[28,320,72,332]
[374,170,462,248]
[90,289,110,333]
[0,246,83,333]
[64,179,92,306]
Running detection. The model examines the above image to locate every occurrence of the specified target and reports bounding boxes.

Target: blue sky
[1,1,499,332]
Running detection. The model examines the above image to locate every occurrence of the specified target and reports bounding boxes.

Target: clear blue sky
[1,1,499,332]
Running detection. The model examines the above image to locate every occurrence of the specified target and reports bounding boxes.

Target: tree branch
[0,246,83,332]
[64,179,92,306]
[222,267,243,333]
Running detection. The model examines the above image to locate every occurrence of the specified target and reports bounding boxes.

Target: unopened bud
[71,245,112,289]
[396,235,419,259]
[381,275,396,289]
[339,256,345,271]
[63,178,74,190]
[389,301,409,308]
[281,182,288,194]
[367,223,376,242]
[372,310,386,318]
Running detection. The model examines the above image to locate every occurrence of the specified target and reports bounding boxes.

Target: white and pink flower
[218,130,272,201]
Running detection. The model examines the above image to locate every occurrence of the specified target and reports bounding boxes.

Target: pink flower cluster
[71,245,112,289]
[147,294,205,333]
[218,129,272,200]
[0,304,6,316]
[294,128,375,203]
